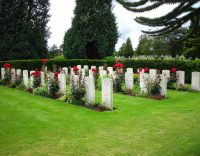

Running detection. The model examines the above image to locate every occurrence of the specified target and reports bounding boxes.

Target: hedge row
[0,59,200,83]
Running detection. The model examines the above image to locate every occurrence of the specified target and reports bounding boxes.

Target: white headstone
[191,72,200,91]
[1,68,5,79]
[162,70,170,78]
[30,71,35,88]
[44,66,48,75]
[160,74,168,97]
[89,70,94,78]
[125,72,134,91]
[91,66,96,69]
[111,71,117,80]
[100,70,107,78]
[23,70,29,89]
[99,66,104,71]
[58,73,66,95]
[11,68,16,82]
[140,73,149,94]
[16,69,21,75]
[84,65,89,70]
[77,65,82,70]
[127,68,133,75]
[107,67,113,76]
[62,67,68,75]
[40,72,45,87]
[102,78,113,110]
[176,71,185,88]
[85,77,95,105]
[149,69,157,82]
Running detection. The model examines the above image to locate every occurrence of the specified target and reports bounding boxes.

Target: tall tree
[136,35,153,55]
[0,0,50,61]
[116,0,200,36]
[119,37,134,57]
[164,28,188,57]
[63,0,118,59]
[184,21,200,59]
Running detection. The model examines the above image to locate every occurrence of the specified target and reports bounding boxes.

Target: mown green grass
[0,86,200,156]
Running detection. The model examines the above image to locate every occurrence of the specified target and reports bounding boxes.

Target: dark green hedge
[0,59,200,83]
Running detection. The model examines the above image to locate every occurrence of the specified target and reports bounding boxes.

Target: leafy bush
[48,79,59,98]
[33,87,49,97]
[68,76,85,105]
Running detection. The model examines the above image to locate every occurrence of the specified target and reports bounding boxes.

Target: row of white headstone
[1,66,200,93]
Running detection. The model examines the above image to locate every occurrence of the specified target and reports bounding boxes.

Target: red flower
[54,72,59,79]
[92,68,98,73]
[3,63,11,69]
[42,58,48,64]
[144,68,149,73]
[171,68,177,73]
[113,63,124,69]
[31,71,41,77]
[73,66,79,71]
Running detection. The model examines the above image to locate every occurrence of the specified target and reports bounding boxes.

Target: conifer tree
[116,0,200,36]
[0,0,50,60]
[63,0,118,59]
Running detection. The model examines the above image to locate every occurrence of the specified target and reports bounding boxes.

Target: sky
[48,0,177,50]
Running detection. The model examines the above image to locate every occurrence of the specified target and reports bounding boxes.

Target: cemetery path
[0,86,200,156]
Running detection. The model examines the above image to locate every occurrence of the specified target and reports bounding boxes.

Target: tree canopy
[63,0,118,59]
[136,27,188,56]
[116,0,200,36]
[0,0,50,61]
[118,37,134,57]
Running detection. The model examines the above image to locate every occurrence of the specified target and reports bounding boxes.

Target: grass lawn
[0,86,200,156]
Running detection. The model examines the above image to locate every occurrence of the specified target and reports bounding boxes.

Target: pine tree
[63,0,118,59]
[0,0,50,61]
[116,0,200,36]
[119,37,134,58]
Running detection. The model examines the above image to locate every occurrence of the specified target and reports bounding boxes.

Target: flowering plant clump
[144,68,149,73]
[48,79,59,98]
[112,63,124,92]
[171,68,177,73]
[13,72,22,87]
[72,66,79,75]
[91,68,99,88]
[2,63,11,85]
[42,58,48,64]
[168,67,178,89]
[68,76,85,105]
[113,63,124,69]
[3,63,11,69]
[54,72,59,80]
[31,71,41,88]
[137,68,143,74]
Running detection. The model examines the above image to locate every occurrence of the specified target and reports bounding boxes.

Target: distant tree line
[117,27,200,59]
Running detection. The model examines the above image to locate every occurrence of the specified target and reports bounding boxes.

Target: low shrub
[33,87,49,97]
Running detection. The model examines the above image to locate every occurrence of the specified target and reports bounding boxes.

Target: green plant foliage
[63,0,118,59]
[118,37,134,58]
[136,28,188,56]
[33,87,49,97]
[48,79,59,98]
[184,23,200,59]
[0,0,50,61]
[33,77,41,89]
